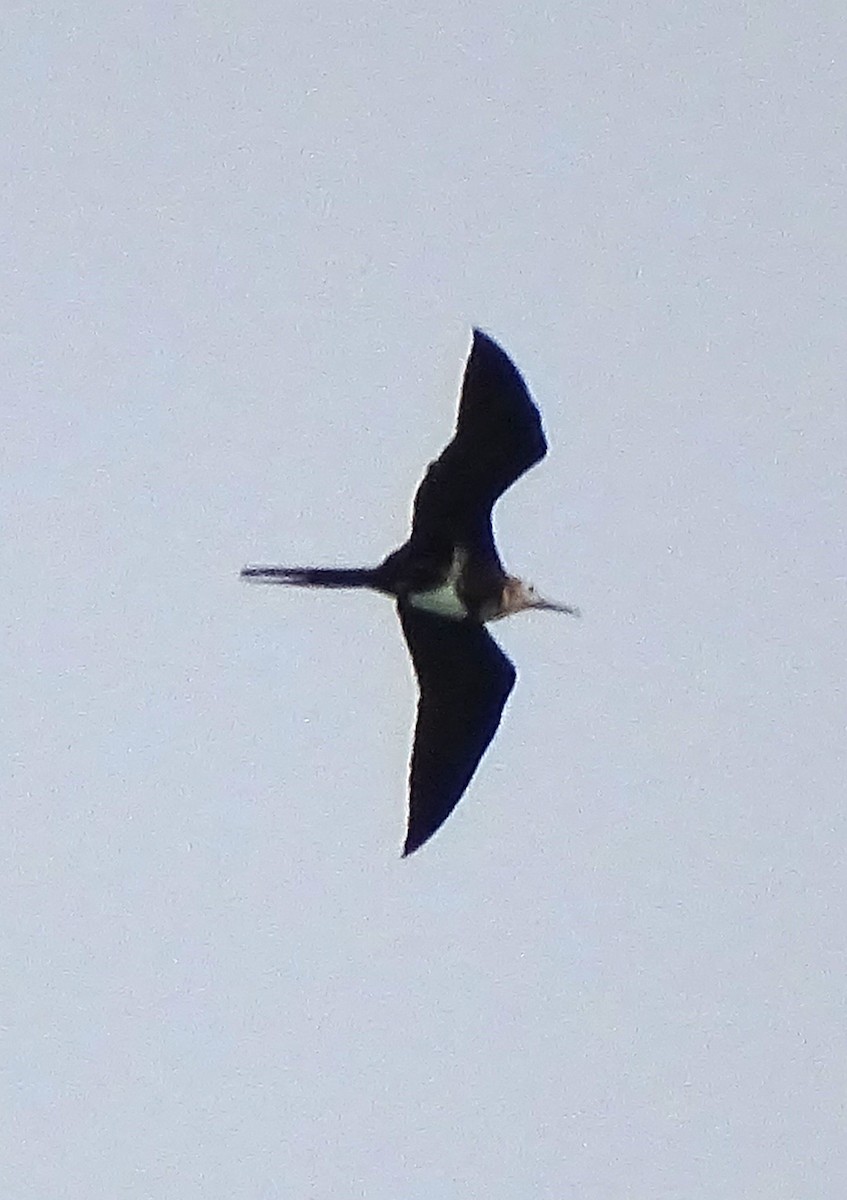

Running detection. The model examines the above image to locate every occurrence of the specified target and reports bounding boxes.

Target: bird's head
[499,576,581,619]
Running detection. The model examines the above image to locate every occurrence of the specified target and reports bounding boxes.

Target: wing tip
[471,326,497,351]
[401,829,430,858]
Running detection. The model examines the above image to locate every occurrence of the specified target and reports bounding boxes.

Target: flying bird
[242,330,579,855]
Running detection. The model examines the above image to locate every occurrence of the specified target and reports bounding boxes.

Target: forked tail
[240,564,379,589]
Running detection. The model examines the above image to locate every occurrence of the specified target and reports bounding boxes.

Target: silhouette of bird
[243,330,579,855]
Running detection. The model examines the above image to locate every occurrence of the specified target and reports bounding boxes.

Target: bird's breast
[407,578,468,620]
[406,547,469,621]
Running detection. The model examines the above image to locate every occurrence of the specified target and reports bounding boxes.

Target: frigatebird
[242,330,579,856]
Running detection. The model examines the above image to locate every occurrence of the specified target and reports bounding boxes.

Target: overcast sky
[4,3,846,1197]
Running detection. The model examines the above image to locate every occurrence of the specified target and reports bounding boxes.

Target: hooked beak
[533,595,581,617]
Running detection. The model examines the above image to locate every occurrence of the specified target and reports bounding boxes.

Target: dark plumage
[243,330,578,855]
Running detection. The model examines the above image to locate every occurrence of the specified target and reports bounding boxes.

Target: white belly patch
[408,579,467,620]
[407,547,468,620]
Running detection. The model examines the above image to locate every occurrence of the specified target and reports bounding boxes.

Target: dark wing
[409,330,547,560]
[398,604,517,856]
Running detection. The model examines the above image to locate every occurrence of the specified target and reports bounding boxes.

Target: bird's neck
[479,578,522,622]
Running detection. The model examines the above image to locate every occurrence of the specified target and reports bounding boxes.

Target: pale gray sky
[4,3,846,1197]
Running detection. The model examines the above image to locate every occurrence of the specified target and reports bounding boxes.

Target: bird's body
[243,330,578,855]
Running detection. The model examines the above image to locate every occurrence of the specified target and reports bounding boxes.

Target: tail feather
[240,565,378,589]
